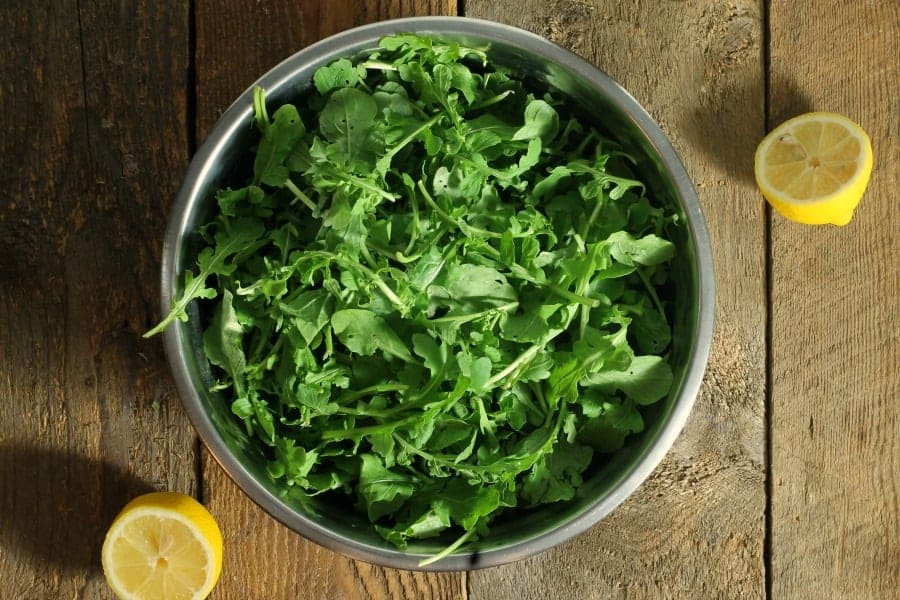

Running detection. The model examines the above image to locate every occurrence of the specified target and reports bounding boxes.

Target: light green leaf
[584,355,674,405]
[512,99,559,142]
[332,309,413,362]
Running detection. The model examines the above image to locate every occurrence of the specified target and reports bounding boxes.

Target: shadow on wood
[767,74,819,128]
[0,444,155,574]
[678,73,814,185]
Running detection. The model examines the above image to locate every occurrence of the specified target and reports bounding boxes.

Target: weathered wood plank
[196,0,455,141]
[194,3,463,598]
[0,1,194,598]
[465,1,767,597]
[769,2,900,598]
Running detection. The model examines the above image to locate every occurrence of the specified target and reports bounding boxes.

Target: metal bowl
[161,16,715,570]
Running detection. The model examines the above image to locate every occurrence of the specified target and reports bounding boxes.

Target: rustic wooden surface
[768,2,900,599]
[0,1,196,598]
[0,1,897,599]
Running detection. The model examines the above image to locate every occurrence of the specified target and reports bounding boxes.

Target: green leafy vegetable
[147,34,681,564]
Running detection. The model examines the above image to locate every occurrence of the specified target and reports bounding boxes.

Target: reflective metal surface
[161,16,715,571]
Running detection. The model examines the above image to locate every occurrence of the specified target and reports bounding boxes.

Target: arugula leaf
[434,264,517,313]
[584,355,674,405]
[267,438,319,485]
[500,312,550,343]
[436,478,502,530]
[630,301,672,354]
[144,218,265,337]
[279,289,334,345]
[513,99,559,143]
[318,87,381,167]
[313,58,360,94]
[521,440,592,505]
[377,503,451,548]
[607,231,675,266]
[203,289,247,395]
[331,309,414,362]
[254,101,306,186]
[216,185,265,217]
[359,454,417,521]
[577,398,644,452]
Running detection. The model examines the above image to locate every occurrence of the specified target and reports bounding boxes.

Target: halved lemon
[101,491,223,600]
[754,112,873,225]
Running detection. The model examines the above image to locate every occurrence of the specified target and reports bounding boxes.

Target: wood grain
[769,2,900,598]
[0,1,195,598]
[465,1,767,597]
[194,2,463,598]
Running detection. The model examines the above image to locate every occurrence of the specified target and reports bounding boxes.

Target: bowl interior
[164,18,710,570]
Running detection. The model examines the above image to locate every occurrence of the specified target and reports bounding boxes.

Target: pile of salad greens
[147,34,680,564]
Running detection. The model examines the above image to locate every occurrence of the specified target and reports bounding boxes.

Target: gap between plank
[74,0,94,165]
[187,0,204,505]
[457,0,465,17]
[762,1,774,598]
[187,0,198,157]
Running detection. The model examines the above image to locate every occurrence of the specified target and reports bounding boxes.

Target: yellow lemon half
[101,492,223,600]
[754,112,873,225]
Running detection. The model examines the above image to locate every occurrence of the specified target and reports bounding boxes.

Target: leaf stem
[416,180,501,239]
[636,268,665,317]
[299,251,406,312]
[544,282,600,308]
[347,260,404,310]
[336,383,410,405]
[485,341,543,388]
[418,528,477,567]
[284,178,318,213]
[342,173,398,201]
[252,86,269,131]
[359,241,378,270]
[379,113,442,171]
[468,89,514,111]
[403,183,421,255]
[580,197,604,242]
[360,60,399,72]
[426,301,518,325]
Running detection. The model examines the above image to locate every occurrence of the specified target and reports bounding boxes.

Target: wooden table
[2,1,897,598]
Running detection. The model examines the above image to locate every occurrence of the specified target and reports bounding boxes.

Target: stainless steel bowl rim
[162,16,715,571]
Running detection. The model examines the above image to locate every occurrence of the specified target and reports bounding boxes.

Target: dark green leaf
[436,478,501,530]
[631,305,671,354]
[521,440,592,505]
